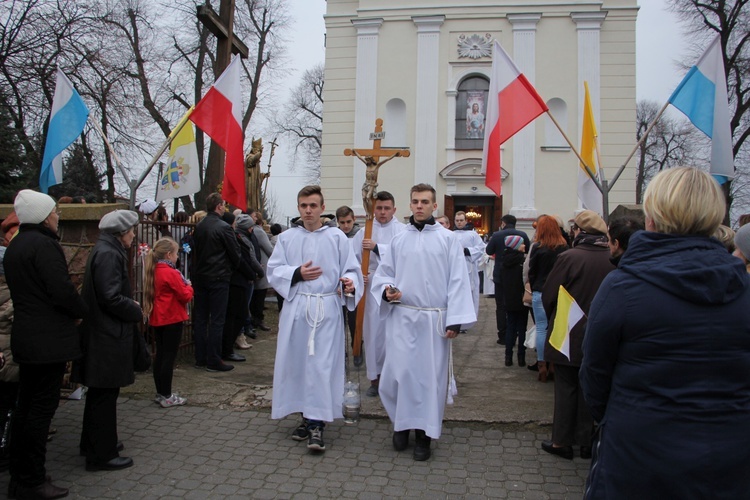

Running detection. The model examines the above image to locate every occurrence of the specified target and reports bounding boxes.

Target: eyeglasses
[55,208,62,216]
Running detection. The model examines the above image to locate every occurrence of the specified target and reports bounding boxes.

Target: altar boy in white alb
[452,211,485,330]
[352,191,405,397]
[370,183,476,461]
[268,185,363,453]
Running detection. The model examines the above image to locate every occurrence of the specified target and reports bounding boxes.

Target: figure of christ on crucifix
[343,118,410,363]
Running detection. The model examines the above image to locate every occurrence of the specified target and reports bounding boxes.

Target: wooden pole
[545,110,604,194]
[609,100,670,189]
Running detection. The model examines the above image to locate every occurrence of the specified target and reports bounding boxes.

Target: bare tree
[635,100,699,203]
[669,0,750,220]
[273,62,323,183]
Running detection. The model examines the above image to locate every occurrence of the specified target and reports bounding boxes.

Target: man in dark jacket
[541,210,614,460]
[486,214,530,344]
[5,190,87,498]
[192,193,242,372]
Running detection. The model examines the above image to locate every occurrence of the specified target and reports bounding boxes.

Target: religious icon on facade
[466,91,486,139]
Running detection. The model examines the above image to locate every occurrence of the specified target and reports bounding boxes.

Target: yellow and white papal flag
[549,285,586,360]
[156,119,200,203]
[578,81,603,214]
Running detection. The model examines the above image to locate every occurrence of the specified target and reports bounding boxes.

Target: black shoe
[194,362,206,369]
[307,427,325,451]
[206,362,234,372]
[256,322,271,332]
[12,478,68,499]
[496,337,505,345]
[527,362,539,372]
[505,355,513,367]
[541,440,574,460]
[291,421,310,441]
[413,429,431,461]
[246,329,257,339]
[459,329,467,334]
[365,385,379,397]
[80,441,124,457]
[518,354,526,367]
[85,456,134,471]
[580,446,592,459]
[392,430,409,451]
[353,355,364,367]
[222,353,246,362]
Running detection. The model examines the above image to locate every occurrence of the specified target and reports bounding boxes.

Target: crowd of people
[1,165,749,498]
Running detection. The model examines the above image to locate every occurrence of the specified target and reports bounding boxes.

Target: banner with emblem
[156,120,200,202]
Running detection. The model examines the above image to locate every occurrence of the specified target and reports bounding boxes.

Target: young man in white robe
[370,183,476,461]
[452,211,486,331]
[351,191,405,397]
[267,185,363,452]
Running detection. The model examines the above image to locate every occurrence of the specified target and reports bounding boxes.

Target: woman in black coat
[580,167,750,497]
[74,210,142,472]
[5,190,87,499]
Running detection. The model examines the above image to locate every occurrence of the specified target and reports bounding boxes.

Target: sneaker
[194,362,207,369]
[159,393,187,408]
[154,394,165,405]
[291,421,310,441]
[365,385,379,397]
[307,427,325,451]
[206,362,234,372]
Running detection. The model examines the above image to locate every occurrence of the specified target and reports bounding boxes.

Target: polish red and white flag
[481,41,548,197]
[190,56,247,210]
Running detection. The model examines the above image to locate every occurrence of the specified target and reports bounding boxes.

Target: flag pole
[609,101,669,189]
[545,110,604,194]
[593,137,610,222]
[135,106,195,190]
[89,119,133,188]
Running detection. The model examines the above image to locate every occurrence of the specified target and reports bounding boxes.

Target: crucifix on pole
[197,0,249,200]
[344,118,410,364]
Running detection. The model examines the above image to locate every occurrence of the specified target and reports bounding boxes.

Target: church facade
[320,0,638,234]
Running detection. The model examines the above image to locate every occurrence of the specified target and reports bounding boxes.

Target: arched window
[544,98,568,148]
[455,75,489,150]
[384,98,407,148]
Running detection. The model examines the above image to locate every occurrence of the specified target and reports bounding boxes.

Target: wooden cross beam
[197,2,249,61]
[343,118,410,364]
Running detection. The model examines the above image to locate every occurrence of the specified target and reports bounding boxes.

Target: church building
[320,0,638,234]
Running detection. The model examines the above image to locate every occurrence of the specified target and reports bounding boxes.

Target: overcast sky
[264,0,692,222]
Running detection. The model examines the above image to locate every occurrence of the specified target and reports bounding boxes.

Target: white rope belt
[394,303,458,404]
[300,291,337,356]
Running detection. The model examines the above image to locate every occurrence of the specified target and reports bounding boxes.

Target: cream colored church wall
[321,0,638,221]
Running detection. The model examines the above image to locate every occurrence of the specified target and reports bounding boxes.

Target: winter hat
[222,212,236,226]
[504,235,524,251]
[99,210,139,233]
[734,224,750,260]
[14,189,57,224]
[574,210,607,236]
[138,199,158,215]
[236,214,255,231]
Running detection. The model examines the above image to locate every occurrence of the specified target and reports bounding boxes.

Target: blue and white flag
[668,36,734,180]
[39,69,89,193]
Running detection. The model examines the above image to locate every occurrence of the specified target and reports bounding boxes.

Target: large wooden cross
[197,0,249,199]
[344,118,410,362]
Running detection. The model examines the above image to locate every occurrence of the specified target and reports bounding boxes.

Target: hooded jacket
[580,231,750,499]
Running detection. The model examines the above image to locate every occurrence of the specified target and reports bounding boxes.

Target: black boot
[517,353,526,367]
[413,429,431,461]
[392,430,409,451]
[504,354,513,367]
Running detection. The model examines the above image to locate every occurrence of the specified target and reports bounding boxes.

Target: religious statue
[245,137,268,211]
[353,150,399,216]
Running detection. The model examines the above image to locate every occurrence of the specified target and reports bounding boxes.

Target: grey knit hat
[236,214,255,231]
[99,210,139,233]
[734,224,750,259]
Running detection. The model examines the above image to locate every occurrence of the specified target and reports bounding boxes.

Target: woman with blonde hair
[143,238,193,408]
[580,167,750,497]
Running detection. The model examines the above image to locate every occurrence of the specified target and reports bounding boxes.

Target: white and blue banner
[39,69,89,193]
[669,36,734,180]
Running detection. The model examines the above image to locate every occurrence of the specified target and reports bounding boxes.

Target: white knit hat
[14,189,56,224]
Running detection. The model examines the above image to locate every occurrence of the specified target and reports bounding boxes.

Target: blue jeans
[193,280,230,367]
[532,291,547,362]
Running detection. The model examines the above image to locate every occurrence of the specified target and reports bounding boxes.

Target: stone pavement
[1,297,592,498]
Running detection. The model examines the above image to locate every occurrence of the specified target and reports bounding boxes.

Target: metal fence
[132,220,196,355]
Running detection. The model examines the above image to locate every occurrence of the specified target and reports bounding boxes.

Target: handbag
[133,327,151,372]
